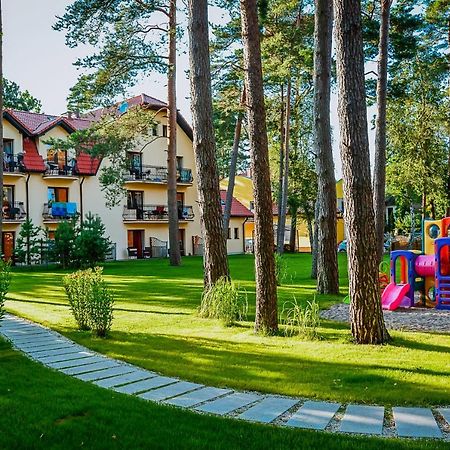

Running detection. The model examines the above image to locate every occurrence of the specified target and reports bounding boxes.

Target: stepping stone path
[1,313,449,441]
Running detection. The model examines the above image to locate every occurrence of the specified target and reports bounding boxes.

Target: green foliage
[280,296,320,339]
[199,277,247,326]
[75,213,112,267]
[3,78,42,112]
[63,267,114,336]
[53,219,77,269]
[14,219,44,265]
[0,261,11,321]
[274,253,287,286]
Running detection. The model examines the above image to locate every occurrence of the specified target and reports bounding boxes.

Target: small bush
[280,296,320,339]
[63,269,92,330]
[199,277,247,326]
[0,261,11,321]
[89,268,114,337]
[63,267,114,336]
[274,253,288,286]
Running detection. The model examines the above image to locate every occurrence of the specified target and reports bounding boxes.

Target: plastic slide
[381,283,411,311]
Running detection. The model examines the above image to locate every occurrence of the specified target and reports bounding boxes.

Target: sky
[3,0,377,178]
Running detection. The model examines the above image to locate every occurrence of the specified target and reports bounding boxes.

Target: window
[234,227,239,239]
[249,201,255,211]
[127,191,144,209]
[3,139,13,157]
[176,156,183,169]
[227,227,231,240]
[151,124,158,136]
[48,187,68,204]
[3,186,14,205]
[162,125,168,137]
[47,148,68,171]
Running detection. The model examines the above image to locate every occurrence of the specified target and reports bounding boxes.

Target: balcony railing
[2,201,26,221]
[124,164,193,184]
[123,204,194,221]
[4,154,26,174]
[44,160,76,177]
[43,202,78,221]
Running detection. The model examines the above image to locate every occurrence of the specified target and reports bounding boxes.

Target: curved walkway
[1,313,449,441]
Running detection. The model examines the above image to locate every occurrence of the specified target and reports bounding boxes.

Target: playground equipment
[381,217,450,311]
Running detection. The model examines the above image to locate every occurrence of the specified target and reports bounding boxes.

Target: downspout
[242,217,249,253]
[25,173,30,220]
[79,176,85,226]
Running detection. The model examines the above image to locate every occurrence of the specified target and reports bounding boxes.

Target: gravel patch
[321,303,450,333]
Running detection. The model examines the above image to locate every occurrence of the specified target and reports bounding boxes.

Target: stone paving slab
[22,343,73,353]
[27,346,85,358]
[286,401,340,430]
[339,405,384,435]
[2,329,49,338]
[393,407,442,438]
[61,360,122,376]
[12,336,62,346]
[114,376,177,395]
[140,381,203,402]
[164,386,233,408]
[196,392,261,416]
[47,356,104,370]
[94,370,156,388]
[439,408,450,425]
[238,396,298,423]
[8,333,56,343]
[18,339,68,350]
[76,366,136,382]
[38,351,95,364]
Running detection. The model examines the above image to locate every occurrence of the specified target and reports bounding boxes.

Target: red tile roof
[75,151,101,175]
[22,137,45,172]
[220,190,253,218]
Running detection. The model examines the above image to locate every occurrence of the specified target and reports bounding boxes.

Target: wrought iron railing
[122,204,194,221]
[4,154,26,174]
[44,160,76,176]
[124,164,193,184]
[42,202,78,220]
[2,201,26,221]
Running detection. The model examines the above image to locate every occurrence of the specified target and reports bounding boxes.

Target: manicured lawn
[5,254,450,406]
[0,339,446,450]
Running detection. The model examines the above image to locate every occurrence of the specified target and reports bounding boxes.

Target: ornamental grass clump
[274,253,288,286]
[0,261,11,322]
[63,267,114,337]
[199,277,247,326]
[281,296,320,339]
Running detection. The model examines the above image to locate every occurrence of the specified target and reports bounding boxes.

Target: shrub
[14,219,44,265]
[274,253,288,286]
[0,261,11,321]
[280,296,320,339]
[63,269,92,330]
[63,267,114,336]
[199,277,247,326]
[89,268,114,337]
[53,219,77,269]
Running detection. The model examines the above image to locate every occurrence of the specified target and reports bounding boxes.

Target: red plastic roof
[22,137,45,172]
[220,190,253,218]
[75,151,101,176]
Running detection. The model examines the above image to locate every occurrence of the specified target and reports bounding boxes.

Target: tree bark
[289,206,298,252]
[277,78,291,255]
[223,87,246,233]
[334,0,390,344]
[311,200,319,279]
[314,0,339,294]
[0,0,3,257]
[188,0,230,287]
[373,0,391,263]
[240,0,278,334]
[167,0,181,266]
[276,84,285,251]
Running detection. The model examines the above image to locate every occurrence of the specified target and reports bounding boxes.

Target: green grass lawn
[0,339,446,450]
[4,254,450,406]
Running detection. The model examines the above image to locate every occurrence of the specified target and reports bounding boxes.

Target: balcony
[124,165,193,185]
[123,204,195,222]
[4,155,26,177]
[42,202,78,222]
[43,160,78,180]
[2,201,26,223]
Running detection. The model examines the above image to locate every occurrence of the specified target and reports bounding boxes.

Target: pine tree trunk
[240,0,278,334]
[277,78,291,255]
[314,0,339,295]
[276,85,285,251]
[167,0,181,266]
[373,0,391,263]
[311,200,318,279]
[289,206,298,252]
[0,0,3,258]
[334,0,389,344]
[223,87,246,233]
[188,0,230,287]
